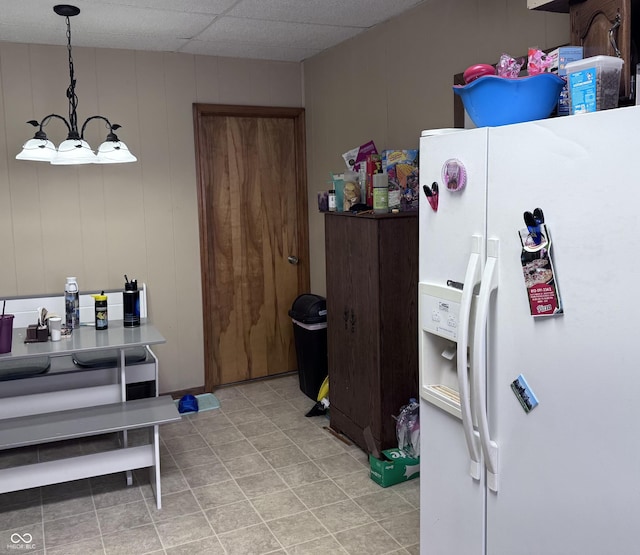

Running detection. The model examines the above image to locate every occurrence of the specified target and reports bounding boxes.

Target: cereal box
[547,46,583,116]
[382,150,419,211]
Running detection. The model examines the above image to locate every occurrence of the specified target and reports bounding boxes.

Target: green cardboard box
[369,448,420,488]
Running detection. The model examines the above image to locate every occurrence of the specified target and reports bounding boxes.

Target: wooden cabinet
[530,0,640,101]
[570,0,639,100]
[325,211,418,454]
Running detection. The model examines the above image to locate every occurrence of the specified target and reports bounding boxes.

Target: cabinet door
[570,0,633,98]
[325,215,380,451]
[377,216,418,450]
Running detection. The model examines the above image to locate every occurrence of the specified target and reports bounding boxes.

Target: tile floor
[0,374,420,554]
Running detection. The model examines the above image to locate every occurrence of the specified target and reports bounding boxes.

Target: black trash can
[288,294,328,400]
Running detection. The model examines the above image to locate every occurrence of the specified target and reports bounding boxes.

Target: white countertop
[0,320,165,361]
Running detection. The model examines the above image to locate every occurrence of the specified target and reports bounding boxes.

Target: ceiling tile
[66,6,212,40]
[1,2,214,43]
[0,0,425,61]
[227,0,424,27]
[79,33,191,52]
[91,0,238,14]
[195,16,361,50]
[180,39,320,62]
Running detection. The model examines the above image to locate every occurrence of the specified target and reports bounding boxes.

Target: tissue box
[369,448,420,488]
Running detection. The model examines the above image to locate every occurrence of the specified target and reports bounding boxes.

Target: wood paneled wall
[0,42,302,393]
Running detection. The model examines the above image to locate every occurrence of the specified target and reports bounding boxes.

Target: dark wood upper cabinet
[569,0,639,99]
[529,1,640,103]
[569,0,638,99]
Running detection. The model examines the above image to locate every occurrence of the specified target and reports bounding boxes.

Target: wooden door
[193,104,309,390]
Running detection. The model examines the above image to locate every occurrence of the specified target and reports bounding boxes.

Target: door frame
[192,103,309,391]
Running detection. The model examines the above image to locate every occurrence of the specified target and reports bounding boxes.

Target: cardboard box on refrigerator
[382,150,419,211]
[548,46,583,116]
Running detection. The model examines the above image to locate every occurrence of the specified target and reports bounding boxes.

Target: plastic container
[453,73,565,127]
[48,316,62,341]
[288,294,328,400]
[565,55,623,114]
[373,172,389,214]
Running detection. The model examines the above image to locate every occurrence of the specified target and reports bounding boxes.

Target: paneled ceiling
[0,0,424,62]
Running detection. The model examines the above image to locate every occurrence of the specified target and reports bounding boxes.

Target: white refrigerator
[418,105,640,555]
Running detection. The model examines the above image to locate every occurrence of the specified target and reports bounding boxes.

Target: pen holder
[26,324,49,342]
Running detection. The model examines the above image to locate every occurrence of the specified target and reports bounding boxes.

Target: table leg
[118,348,134,486]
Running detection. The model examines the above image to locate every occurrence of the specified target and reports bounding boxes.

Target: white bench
[0,286,179,509]
[0,397,178,496]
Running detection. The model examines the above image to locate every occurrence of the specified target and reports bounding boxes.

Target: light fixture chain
[65,15,79,137]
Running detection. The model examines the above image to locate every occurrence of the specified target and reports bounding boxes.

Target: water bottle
[64,277,80,330]
[123,276,140,327]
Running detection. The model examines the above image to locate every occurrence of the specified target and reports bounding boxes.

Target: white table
[0,321,180,508]
[5,319,166,359]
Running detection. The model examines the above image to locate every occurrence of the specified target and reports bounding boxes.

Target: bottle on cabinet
[373,173,389,214]
[328,189,337,212]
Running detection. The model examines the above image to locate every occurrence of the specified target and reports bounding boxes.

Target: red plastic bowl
[463,64,496,84]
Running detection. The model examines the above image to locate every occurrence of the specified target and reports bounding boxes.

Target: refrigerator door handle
[473,238,500,492]
[458,235,482,480]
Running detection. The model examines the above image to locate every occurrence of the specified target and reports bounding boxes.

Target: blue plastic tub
[453,73,565,127]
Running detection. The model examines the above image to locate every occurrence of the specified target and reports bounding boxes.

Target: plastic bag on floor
[396,399,419,458]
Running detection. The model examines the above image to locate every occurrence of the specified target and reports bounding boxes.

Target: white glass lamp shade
[51,139,97,165]
[16,138,57,161]
[95,140,137,164]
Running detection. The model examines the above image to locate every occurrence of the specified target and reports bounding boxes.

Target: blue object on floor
[178,394,198,414]
[175,393,220,415]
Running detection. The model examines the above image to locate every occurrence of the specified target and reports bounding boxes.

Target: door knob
[287,256,299,265]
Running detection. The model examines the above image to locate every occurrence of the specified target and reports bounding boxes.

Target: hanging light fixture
[16,5,136,165]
